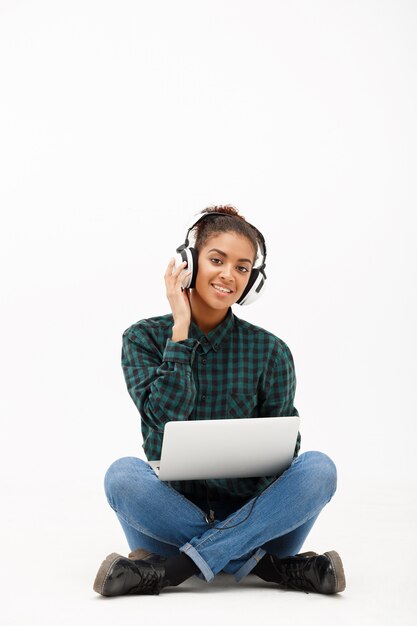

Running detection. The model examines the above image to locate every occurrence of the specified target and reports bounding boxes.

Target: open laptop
[147,416,300,481]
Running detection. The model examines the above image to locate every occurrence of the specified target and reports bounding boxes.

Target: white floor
[3,475,415,626]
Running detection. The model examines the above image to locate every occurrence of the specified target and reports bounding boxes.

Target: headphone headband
[181,210,267,273]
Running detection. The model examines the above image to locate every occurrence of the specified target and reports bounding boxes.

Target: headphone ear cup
[173,247,198,289]
[189,247,198,288]
[236,268,266,305]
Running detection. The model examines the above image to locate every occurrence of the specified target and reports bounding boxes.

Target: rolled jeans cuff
[234,547,266,582]
[180,543,215,582]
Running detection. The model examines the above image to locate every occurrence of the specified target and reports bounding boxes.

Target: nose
[219,264,234,281]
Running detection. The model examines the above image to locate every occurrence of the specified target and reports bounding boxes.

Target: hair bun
[201,205,246,221]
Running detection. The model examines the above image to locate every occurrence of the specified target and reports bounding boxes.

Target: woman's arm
[121,324,198,433]
[121,257,197,433]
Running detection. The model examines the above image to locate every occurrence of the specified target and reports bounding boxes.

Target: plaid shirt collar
[189,307,234,353]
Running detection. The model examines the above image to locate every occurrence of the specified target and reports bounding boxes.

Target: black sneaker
[128,547,168,565]
[268,550,346,594]
[93,553,170,596]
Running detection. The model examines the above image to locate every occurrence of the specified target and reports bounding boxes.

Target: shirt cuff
[163,338,200,365]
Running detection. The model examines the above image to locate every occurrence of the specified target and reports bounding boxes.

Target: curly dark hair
[193,205,260,265]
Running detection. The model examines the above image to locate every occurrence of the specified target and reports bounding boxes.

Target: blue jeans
[104,451,337,583]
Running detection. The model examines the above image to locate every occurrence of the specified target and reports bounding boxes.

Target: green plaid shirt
[121,307,300,503]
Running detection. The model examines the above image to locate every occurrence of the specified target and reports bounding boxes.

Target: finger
[181,274,192,289]
[165,258,186,278]
[164,258,176,276]
[165,268,189,293]
[176,267,192,279]
[172,261,188,277]
[180,271,193,288]
[174,272,190,289]
[176,269,192,282]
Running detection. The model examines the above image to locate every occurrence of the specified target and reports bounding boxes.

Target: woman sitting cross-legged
[93,205,346,596]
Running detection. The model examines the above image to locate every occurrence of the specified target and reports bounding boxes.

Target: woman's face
[194,231,256,309]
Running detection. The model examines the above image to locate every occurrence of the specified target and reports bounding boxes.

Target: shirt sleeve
[257,339,301,456]
[121,325,198,433]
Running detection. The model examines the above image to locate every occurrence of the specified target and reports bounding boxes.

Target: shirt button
[202,395,206,401]
[202,359,207,364]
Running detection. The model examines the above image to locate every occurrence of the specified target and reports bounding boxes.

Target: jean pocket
[228,392,258,418]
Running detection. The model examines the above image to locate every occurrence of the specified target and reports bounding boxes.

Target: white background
[1,1,416,624]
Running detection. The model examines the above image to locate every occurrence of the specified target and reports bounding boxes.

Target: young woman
[93,206,346,596]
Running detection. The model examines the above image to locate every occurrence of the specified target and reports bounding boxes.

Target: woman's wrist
[171,323,189,342]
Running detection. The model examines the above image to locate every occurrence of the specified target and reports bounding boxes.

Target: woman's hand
[164,258,192,327]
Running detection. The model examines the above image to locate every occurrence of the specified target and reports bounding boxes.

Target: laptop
[147,416,300,480]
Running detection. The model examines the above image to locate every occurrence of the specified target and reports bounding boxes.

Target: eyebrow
[207,248,253,265]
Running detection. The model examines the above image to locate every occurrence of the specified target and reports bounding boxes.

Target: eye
[210,258,250,273]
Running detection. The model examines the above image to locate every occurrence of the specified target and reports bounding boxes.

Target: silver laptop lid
[155,416,300,481]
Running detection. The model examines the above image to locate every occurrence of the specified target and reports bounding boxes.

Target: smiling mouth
[211,284,233,295]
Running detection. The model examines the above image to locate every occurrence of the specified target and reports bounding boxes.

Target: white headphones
[174,211,267,305]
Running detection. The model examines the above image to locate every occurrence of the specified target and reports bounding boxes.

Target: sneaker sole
[93,552,124,596]
[324,550,346,593]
